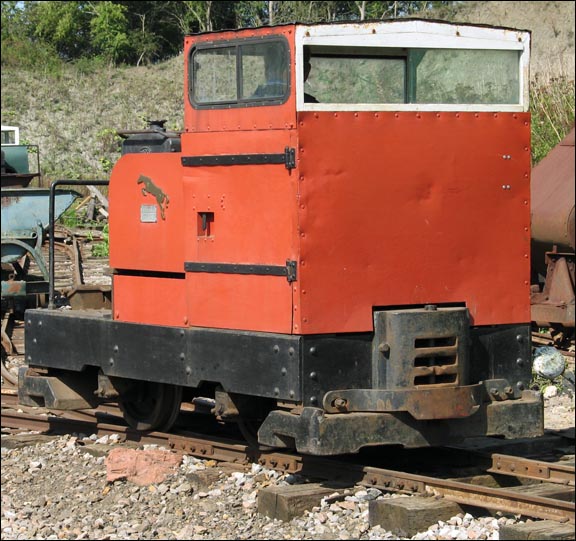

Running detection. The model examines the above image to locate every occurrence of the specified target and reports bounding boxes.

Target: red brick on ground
[106,447,183,486]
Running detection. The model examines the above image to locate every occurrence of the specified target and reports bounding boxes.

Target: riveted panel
[295,111,531,334]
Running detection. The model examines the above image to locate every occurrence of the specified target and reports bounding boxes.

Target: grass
[1,56,184,184]
[90,224,110,257]
[530,75,575,164]
[531,370,568,395]
[59,203,110,258]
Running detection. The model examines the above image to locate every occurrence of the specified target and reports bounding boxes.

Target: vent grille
[413,336,458,386]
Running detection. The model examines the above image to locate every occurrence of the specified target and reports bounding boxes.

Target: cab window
[304,46,520,106]
[191,39,289,107]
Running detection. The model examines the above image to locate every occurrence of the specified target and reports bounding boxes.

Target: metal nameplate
[140,204,157,223]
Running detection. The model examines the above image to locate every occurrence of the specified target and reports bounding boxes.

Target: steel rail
[489,453,575,487]
[2,403,574,524]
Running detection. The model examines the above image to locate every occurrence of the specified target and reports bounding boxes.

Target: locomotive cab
[20,20,543,455]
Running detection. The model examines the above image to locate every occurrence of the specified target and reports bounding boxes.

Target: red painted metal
[109,131,298,332]
[109,26,531,335]
[294,112,531,333]
[113,274,187,327]
[183,26,297,136]
[109,153,185,274]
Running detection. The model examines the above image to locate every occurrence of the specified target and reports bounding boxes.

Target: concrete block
[369,496,463,537]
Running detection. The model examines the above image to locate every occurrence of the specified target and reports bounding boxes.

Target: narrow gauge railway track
[2,390,574,525]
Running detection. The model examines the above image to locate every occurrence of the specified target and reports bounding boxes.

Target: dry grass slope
[2,56,184,182]
[451,1,575,80]
[1,1,574,181]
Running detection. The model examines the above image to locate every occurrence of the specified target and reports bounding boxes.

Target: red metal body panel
[186,274,293,332]
[109,132,298,332]
[110,26,531,335]
[113,274,187,327]
[181,131,298,333]
[109,153,188,327]
[109,153,185,274]
[294,112,532,333]
[183,26,297,135]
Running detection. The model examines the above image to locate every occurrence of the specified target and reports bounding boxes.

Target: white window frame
[1,125,20,146]
[295,21,530,112]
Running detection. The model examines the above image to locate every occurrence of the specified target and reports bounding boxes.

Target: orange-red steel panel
[185,273,293,333]
[182,130,298,333]
[294,112,531,334]
[109,153,185,274]
[113,274,187,327]
[183,26,296,136]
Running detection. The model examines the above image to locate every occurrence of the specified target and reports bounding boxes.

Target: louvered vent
[413,336,458,386]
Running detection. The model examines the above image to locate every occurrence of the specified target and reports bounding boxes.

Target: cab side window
[191,39,290,108]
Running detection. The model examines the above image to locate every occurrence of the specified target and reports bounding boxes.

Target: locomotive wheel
[237,418,261,448]
[119,381,182,432]
[235,396,275,449]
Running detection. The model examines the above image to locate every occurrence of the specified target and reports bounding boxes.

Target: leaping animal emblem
[137,174,169,220]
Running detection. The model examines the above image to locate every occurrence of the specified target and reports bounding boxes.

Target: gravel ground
[1,391,574,541]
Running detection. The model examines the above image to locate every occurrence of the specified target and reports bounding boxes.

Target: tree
[3,0,461,69]
[29,1,92,60]
[88,1,131,65]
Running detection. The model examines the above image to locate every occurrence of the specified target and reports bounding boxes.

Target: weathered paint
[294,111,531,333]
[531,128,575,250]
[110,21,532,334]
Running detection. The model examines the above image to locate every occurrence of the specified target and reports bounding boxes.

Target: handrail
[48,180,110,309]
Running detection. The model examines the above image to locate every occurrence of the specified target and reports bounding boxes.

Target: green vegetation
[530,75,575,164]
[90,224,110,258]
[58,206,84,229]
[59,205,110,257]
[531,367,568,395]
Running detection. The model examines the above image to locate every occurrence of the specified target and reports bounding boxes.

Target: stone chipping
[1,392,574,540]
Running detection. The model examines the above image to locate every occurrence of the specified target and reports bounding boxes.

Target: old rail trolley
[20,20,544,455]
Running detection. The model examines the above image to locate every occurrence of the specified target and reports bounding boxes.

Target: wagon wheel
[1,237,49,387]
[119,381,183,432]
[1,238,49,283]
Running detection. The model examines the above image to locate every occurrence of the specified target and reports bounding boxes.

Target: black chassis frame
[23,307,534,403]
[21,307,542,453]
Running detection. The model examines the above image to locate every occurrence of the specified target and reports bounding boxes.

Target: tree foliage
[89,2,131,64]
[1,1,457,67]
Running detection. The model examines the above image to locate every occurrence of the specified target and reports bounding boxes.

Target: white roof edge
[297,20,530,42]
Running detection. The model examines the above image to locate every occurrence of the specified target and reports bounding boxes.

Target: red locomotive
[20,20,543,455]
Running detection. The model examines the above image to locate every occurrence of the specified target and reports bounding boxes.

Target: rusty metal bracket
[482,378,517,401]
[169,435,214,456]
[322,384,484,419]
